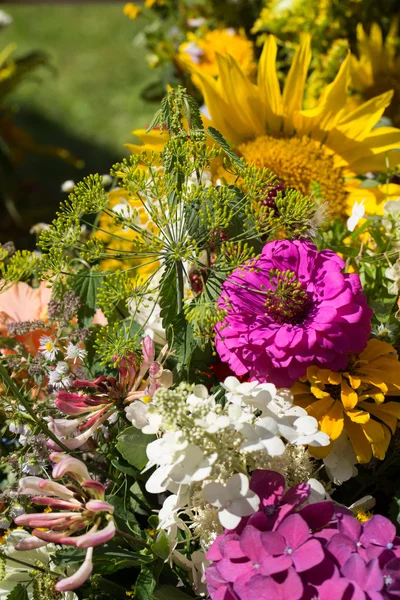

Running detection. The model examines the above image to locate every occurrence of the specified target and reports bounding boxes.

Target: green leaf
[6,584,30,600]
[182,95,203,131]
[111,457,139,477]
[159,265,178,330]
[54,545,154,574]
[71,269,103,327]
[206,126,244,170]
[151,532,170,560]
[153,586,194,600]
[117,427,155,470]
[148,514,159,530]
[0,336,18,349]
[168,312,197,377]
[134,565,157,600]
[146,108,163,133]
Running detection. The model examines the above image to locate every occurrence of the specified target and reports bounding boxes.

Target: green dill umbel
[6,87,318,370]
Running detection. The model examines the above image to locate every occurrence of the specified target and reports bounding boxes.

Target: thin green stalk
[116,528,149,549]
[175,259,184,314]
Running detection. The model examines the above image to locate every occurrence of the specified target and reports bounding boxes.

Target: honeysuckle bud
[14,455,116,591]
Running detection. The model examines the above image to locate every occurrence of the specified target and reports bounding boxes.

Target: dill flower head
[291,339,400,464]
[215,239,372,387]
[94,188,159,276]
[177,28,255,87]
[351,22,400,128]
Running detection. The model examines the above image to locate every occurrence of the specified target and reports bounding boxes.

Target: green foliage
[117,427,155,470]
[153,586,194,599]
[6,585,29,600]
[134,566,157,600]
[71,268,104,327]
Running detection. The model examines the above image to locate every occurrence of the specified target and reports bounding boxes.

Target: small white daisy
[65,342,87,364]
[48,361,73,389]
[38,335,58,361]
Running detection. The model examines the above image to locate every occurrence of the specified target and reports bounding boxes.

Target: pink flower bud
[52,456,91,483]
[55,547,94,591]
[142,336,155,364]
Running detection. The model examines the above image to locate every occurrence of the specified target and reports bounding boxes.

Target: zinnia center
[264,269,309,324]
[238,135,348,216]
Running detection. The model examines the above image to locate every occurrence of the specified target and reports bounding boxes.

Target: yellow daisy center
[237,134,348,216]
[45,341,54,352]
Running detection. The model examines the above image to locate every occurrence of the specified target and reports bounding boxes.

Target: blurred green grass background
[1,4,156,246]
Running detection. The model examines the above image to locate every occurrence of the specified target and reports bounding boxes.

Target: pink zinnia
[215,240,372,387]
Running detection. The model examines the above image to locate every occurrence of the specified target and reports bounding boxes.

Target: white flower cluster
[38,336,87,389]
[126,377,330,545]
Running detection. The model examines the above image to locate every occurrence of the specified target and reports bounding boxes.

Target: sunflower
[195,34,400,216]
[350,22,400,128]
[177,29,255,88]
[291,339,400,464]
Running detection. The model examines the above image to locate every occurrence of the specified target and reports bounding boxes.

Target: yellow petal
[257,35,282,133]
[345,408,370,424]
[336,91,394,141]
[358,338,396,362]
[319,401,344,441]
[360,402,398,434]
[310,385,330,399]
[282,34,311,135]
[341,379,359,410]
[195,69,241,144]
[344,414,372,464]
[362,420,389,461]
[299,53,351,137]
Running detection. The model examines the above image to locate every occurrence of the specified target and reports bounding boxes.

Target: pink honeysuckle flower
[14,453,115,591]
[49,337,172,449]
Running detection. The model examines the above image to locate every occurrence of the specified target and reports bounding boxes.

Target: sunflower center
[264,269,309,324]
[237,134,348,216]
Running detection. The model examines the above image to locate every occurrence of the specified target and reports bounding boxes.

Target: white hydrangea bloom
[307,478,331,503]
[125,401,151,430]
[203,473,260,529]
[240,417,286,456]
[323,432,358,485]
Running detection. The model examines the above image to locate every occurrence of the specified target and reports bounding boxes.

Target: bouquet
[0,69,400,600]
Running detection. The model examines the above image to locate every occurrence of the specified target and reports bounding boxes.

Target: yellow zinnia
[177,29,255,88]
[350,22,400,129]
[291,339,400,464]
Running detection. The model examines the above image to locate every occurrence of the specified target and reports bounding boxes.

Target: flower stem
[116,528,149,548]
[175,259,184,314]
[0,551,49,573]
